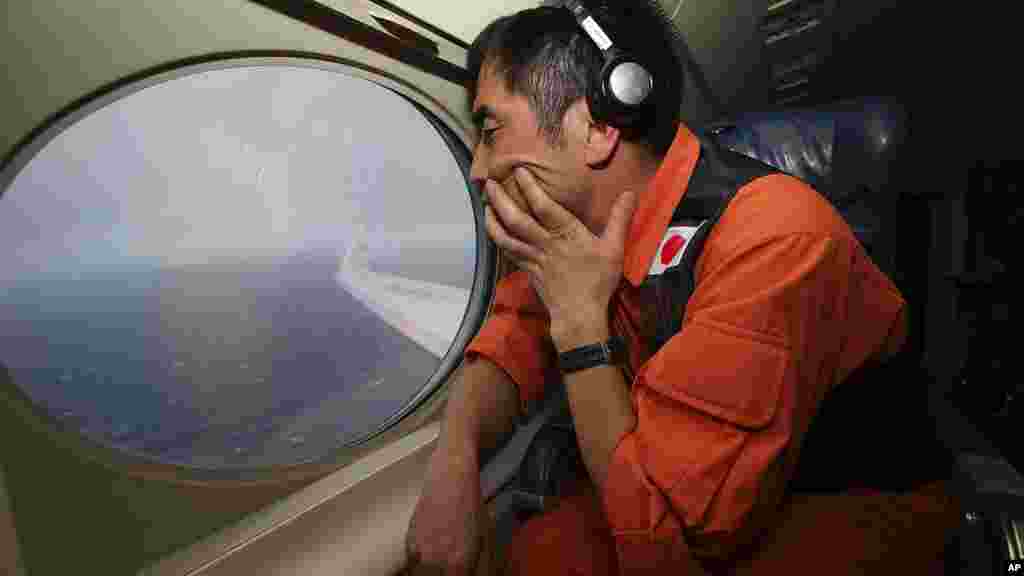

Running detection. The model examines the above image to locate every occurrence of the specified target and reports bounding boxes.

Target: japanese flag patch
[647,222,705,277]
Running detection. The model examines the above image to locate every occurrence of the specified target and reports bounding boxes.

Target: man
[405,3,954,575]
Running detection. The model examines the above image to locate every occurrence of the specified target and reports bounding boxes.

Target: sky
[0,64,476,282]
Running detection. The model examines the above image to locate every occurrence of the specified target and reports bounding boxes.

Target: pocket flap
[641,319,787,430]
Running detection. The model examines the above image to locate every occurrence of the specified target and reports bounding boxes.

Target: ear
[565,99,620,168]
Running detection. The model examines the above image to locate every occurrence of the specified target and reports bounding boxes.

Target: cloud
[1,65,475,282]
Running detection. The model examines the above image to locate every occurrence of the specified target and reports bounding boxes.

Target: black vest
[646,134,780,352]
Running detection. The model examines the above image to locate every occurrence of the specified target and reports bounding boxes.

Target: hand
[483,167,638,342]
[405,439,486,575]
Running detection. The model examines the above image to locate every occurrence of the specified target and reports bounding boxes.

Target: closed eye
[480,126,499,145]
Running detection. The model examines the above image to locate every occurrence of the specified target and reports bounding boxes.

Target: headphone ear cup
[597,51,654,128]
[588,51,627,128]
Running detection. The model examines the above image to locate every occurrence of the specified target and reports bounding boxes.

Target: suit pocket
[631,318,789,527]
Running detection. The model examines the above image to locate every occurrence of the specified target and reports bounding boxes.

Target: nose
[469,143,489,191]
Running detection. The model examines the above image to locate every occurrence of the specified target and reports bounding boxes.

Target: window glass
[0,63,477,469]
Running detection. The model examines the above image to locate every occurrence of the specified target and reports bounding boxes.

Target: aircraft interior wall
[0,1,486,574]
[0,465,25,576]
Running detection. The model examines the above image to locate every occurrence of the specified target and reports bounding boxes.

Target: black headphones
[563,0,656,128]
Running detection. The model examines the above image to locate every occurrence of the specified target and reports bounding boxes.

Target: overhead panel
[759,0,838,107]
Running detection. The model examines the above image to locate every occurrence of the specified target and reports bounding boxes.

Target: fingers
[485,179,548,246]
[513,166,576,232]
[498,172,530,213]
[484,205,543,270]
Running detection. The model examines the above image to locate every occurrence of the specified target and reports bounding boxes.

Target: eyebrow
[471,105,497,131]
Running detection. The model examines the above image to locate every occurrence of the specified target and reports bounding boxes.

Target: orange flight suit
[466,124,956,574]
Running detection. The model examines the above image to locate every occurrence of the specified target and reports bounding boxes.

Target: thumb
[601,188,639,246]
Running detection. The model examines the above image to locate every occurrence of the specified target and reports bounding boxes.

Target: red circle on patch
[661,234,686,265]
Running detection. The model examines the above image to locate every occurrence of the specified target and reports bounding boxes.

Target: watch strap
[557,336,625,373]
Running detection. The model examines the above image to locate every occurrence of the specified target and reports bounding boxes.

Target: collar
[622,123,701,287]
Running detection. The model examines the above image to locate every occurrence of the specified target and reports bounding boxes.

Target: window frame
[0,51,496,486]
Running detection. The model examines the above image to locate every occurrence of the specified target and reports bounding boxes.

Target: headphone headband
[565,0,613,52]
[563,1,655,127]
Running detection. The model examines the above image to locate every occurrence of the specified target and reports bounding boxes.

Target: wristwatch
[557,335,626,373]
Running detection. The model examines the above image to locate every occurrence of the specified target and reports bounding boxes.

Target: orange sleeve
[602,232,866,569]
[835,245,908,381]
[464,270,557,411]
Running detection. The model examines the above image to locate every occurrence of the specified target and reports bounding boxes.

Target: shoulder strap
[649,135,780,351]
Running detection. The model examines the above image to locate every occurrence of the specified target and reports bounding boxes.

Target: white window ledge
[143,421,440,576]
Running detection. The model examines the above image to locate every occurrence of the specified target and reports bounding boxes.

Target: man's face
[468,63,589,217]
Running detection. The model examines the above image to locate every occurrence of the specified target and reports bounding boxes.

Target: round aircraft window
[0,57,492,473]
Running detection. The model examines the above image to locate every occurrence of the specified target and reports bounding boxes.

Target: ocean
[0,248,446,469]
